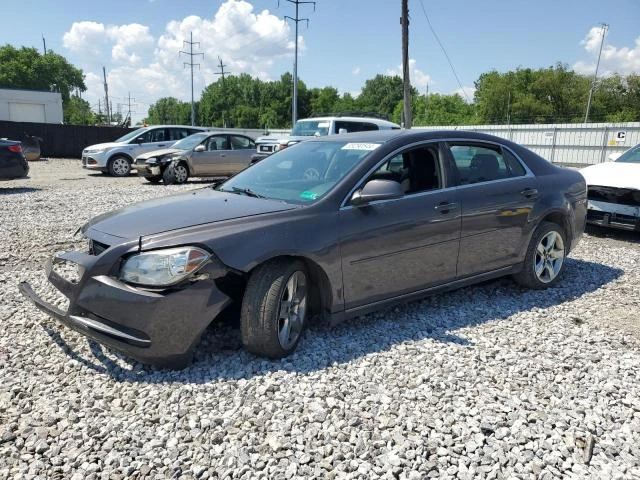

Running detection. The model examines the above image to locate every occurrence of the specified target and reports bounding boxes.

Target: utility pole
[102,66,111,124]
[42,35,47,55]
[585,23,608,123]
[401,0,412,129]
[506,91,511,126]
[180,31,204,126]
[281,0,316,126]
[215,57,231,128]
[127,92,136,126]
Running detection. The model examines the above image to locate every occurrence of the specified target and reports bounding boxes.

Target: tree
[147,97,191,124]
[356,75,413,119]
[411,93,477,125]
[64,95,95,125]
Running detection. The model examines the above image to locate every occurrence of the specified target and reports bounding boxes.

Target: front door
[190,135,229,176]
[339,143,461,310]
[446,142,538,277]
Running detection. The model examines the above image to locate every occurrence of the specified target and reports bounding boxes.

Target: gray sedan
[20,130,587,368]
[135,132,256,184]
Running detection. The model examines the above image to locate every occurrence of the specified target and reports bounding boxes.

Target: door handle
[434,202,459,213]
[157,144,166,147]
[520,188,538,198]
[220,154,226,158]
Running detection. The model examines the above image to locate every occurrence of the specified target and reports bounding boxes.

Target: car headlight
[119,247,210,287]
[145,157,157,164]
[86,148,107,154]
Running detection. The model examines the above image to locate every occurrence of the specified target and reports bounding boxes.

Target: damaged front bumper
[587,186,640,231]
[19,240,232,368]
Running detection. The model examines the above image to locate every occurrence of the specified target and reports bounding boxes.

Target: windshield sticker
[341,143,381,151]
[300,191,319,201]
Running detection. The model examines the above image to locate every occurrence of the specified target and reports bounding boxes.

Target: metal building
[0,88,63,124]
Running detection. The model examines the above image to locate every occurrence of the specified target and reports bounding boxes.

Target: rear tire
[241,259,309,358]
[107,155,131,177]
[513,221,567,289]
[162,163,189,185]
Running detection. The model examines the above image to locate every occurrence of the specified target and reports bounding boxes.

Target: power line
[584,23,608,123]
[417,0,470,102]
[180,31,204,126]
[280,0,316,126]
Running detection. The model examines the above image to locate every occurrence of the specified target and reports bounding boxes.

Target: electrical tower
[281,0,316,126]
[215,57,231,128]
[584,23,608,123]
[180,32,204,126]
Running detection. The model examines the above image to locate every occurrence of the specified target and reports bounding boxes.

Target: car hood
[580,162,640,190]
[83,142,124,151]
[82,188,297,241]
[255,135,315,145]
[137,148,183,160]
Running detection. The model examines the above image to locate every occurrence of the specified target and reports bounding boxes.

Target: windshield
[291,120,330,136]
[171,132,208,150]
[115,127,147,143]
[217,141,381,203]
[615,145,640,164]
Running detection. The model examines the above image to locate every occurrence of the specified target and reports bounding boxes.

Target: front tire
[241,259,309,358]
[107,155,131,177]
[513,221,567,289]
[144,175,162,183]
[162,163,189,185]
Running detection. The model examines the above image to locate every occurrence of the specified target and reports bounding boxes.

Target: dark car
[0,139,29,180]
[135,132,256,185]
[20,130,587,367]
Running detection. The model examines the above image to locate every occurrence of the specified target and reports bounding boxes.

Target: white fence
[414,122,640,165]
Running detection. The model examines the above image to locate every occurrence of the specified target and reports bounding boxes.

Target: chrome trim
[340,137,536,209]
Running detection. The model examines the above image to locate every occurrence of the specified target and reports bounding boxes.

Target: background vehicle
[81,125,207,177]
[252,114,400,162]
[136,132,256,185]
[581,143,640,231]
[20,130,586,367]
[0,139,29,179]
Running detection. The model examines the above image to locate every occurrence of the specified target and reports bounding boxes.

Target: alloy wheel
[277,270,307,350]
[174,165,188,183]
[534,231,565,283]
[111,157,130,176]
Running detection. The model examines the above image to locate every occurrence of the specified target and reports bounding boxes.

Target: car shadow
[0,186,41,195]
[42,257,623,382]
[585,224,640,245]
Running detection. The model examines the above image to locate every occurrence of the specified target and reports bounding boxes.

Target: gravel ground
[1,159,640,479]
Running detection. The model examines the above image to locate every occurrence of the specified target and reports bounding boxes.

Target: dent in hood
[82,188,297,241]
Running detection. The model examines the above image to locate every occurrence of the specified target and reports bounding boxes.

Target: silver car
[135,132,256,184]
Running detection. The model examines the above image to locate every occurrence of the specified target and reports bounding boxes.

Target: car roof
[142,125,208,130]
[300,116,400,127]
[308,129,525,145]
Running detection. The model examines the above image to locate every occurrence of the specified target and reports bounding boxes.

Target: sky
[3,0,640,122]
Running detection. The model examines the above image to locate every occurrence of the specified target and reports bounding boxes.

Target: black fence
[0,121,134,158]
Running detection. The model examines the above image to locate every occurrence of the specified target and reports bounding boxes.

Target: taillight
[7,144,22,153]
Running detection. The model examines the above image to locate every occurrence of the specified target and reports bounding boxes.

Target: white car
[81,125,207,176]
[580,144,640,231]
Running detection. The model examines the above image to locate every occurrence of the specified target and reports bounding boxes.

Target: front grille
[82,157,87,165]
[89,240,109,256]
[588,186,640,207]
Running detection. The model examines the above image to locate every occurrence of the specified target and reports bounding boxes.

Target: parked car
[135,132,256,185]
[20,130,587,367]
[0,139,29,180]
[252,114,400,162]
[580,143,640,231]
[81,125,208,177]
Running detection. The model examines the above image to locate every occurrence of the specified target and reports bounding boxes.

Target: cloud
[451,86,475,102]
[62,0,297,121]
[573,27,640,76]
[386,59,432,89]
[352,66,361,76]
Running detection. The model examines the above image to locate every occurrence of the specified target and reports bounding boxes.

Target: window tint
[145,128,167,143]
[167,128,192,141]
[334,121,379,133]
[206,135,229,151]
[367,146,441,195]
[448,144,525,184]
[230,135,254,149]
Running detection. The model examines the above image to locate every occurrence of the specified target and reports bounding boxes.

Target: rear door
[445,141,538,277]
[226,135,256,174]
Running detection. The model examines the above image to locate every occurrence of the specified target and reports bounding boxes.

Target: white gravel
[1,159,640,479]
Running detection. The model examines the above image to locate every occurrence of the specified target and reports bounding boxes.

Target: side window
[168,128,192,141]
[360,122,379,131]
[367,146,441,195]
[147,128,167,143]
[334,121,353,133]
[449,143,524,184]
[206,135,229,151]
[230,135,254,149]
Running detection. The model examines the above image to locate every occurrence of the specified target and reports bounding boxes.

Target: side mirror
[194,144,206,152]
[350,179,403,206]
